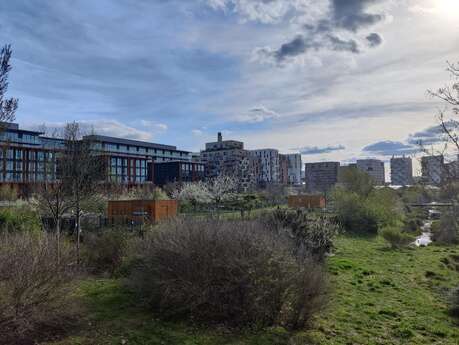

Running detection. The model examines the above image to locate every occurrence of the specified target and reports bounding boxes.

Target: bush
[0,206,42,234]
[261,208,340,259]
[432,210,459,244]
[127,218,326,329]
[381,227,414,249]
[83,229,128,276]
[0,233,76,344]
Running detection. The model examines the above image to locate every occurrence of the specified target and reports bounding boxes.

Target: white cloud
[192,129,204,136]
[236,105,280,123]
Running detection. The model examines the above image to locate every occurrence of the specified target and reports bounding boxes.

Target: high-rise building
[285,153,302,185]
[305,161,340,193]
[200,133,258,191]
[421,155,444,185]
[250,149,280,184]
[356,159,385,185]
[279,154,289,185]
[153,161,205,186]
[390,156,413,186]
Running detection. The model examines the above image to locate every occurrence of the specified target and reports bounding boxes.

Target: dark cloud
[407,121,459,145]
[366,33,383,47]
[332,0,384,32]
[363,141,418,156]
[296,144,345,155]
[263,0,386,63]
[327,35,360,53]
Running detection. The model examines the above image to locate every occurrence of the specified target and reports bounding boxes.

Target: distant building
[337,164,357,186]
[305,161,340,193]
[153,161,205,186]
[356,159,385,185]
[250,149,280,184]
[200,133,258,191]
[390,156,413,186]
[285,153,302,185]
[279,154,289,185]
[421,155,444,185]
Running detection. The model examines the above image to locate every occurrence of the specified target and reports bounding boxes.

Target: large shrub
[449,286,459,318]
[0,206,42,234]
[432,210,459,244]
[381,227,414,249]
[261,208,340,259]
[0,233,76,344]
[83,229,128,276]
[127,218,326,329]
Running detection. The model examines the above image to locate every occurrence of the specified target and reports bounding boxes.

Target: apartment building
[153,161,205,186]
[390,156,413,186]
[305,161,340,193]
[279,154,289,185]
[0,123,193,191]
[250,149,280,184]
[285,153,302,185]
[356,159,385,185]
[421,155,444,185]
[200,133,258,191]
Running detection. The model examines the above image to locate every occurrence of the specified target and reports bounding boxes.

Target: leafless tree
[0,44,18,130]
[60,122,104,266]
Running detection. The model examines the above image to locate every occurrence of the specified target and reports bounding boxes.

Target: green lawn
[47,236,459,345]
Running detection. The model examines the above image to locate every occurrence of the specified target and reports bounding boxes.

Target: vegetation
[0,205,41,233]
[127,217,326,329]
[380,226,414,249]
[0,233,77,344]
[432,209,459,244]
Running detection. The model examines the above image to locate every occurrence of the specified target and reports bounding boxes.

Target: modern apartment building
[0,123,63,191]
[200,133,258,191]
[305,161,340,193]
[153,161,205,186]
[0,123,193,191]
[84,134,191,185]
[285,153,302,185]
[279,154,289,185]
[390,156,413,186]
[356,159,385,185]
[250,149,280,184]
[421,155,444,185]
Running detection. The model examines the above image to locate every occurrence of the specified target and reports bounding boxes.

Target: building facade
[279,154,289,185]
[153,161,205,186]
[390,156,413,186]
[0,123,193,191]
[250,149,280,184]
[200,133,258,191]
[305,161,340,193]
[421,155,444,185]
[285,153,302,185]
[356,159,385,185]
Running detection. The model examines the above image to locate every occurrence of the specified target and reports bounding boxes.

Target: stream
[414,220,433,247]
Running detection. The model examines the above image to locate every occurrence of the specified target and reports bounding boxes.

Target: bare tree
[60,122,103,266]
[0,44,18,129]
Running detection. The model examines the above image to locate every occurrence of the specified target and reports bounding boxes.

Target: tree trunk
[56,217,61,264]
[76,200,81,267]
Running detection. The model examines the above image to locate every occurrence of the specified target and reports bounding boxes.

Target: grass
[46,235,459,345]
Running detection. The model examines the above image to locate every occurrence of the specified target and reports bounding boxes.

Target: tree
[0,44,18,128]
[60,122,104,266]
[339,166,374,197]
[173,181,211,211]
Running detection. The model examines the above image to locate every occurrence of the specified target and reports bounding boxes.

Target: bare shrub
[127,218,326,329]
[0,233,76,344]
[83,229,128,276]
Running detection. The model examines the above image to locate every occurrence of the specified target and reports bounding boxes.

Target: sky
[1,0,459,176]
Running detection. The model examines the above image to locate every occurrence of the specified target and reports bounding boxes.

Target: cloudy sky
[1,0,459,175]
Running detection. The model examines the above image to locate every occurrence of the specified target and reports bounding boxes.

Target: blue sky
[1,0,459,173]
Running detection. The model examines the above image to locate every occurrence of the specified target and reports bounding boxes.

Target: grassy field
[47,235,459,345]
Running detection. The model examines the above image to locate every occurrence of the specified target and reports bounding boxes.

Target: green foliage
[0,184,18,201]
[432,209,459,244]
[0,206,42,233]
[127,218,326,329]
[225,193,263,217]
[332,187,403,235]
[262,208,340,259]
[339,166,374,197]
[380,227,414,249]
